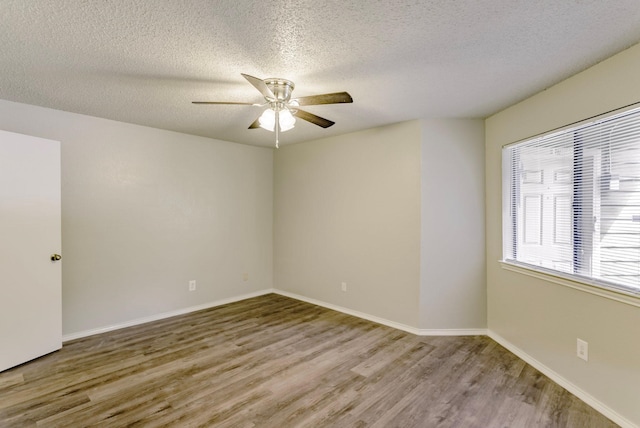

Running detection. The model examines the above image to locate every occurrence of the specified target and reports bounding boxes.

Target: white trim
[273,289,487,337]
[62,289,274,342]
[500,261,640,308]
[488,330,637,428]
[501,101,640,149]
[60,287,632,425]
[63,287,486,342]
[416,328,487,336]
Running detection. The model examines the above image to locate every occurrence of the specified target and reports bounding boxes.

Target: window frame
[501,103,640,304]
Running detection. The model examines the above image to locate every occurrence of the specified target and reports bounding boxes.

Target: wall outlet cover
[577,338,588,362]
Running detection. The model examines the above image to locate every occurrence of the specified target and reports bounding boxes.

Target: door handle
[50,254,62,261]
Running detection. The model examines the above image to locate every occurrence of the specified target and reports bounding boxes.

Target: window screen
[503,105,640,295]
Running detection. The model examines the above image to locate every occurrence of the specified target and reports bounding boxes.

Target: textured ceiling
[1,1,640,147]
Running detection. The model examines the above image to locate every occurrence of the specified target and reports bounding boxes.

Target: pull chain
[275,109,280,149]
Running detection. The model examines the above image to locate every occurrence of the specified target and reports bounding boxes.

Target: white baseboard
[488,331,637,428]
[416,328,488,336]
[273,289,487,337]
[64,288,485,343]
[62,289,275,342]
[60,288,633,426]
[276,291,634,426]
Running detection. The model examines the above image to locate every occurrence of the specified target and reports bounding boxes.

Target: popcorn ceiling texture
[1,0,640,146]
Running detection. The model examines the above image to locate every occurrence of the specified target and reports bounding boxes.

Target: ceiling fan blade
[192,101,255,105]
[248,116,261,129]
[241,73,276,100]
[294,109,335,128]
[293,92,353,106]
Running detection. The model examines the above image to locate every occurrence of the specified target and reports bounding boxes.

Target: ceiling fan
[193,73,353,148]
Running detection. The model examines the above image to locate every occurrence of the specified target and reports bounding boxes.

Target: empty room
[1,1,640,427]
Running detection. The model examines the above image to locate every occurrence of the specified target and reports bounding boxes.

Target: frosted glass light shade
[259,108,295,132]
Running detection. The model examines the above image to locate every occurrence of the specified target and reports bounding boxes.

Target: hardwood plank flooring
[0,294,617,427]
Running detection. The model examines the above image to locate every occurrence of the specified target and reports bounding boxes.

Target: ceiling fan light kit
[193,74,353,148]
[258,108,296,132]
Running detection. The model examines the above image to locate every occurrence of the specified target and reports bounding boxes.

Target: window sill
[499,261,640,308]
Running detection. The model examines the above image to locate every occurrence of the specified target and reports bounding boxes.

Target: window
[503,105,640,296]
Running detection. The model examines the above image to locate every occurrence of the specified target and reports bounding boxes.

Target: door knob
[50,254,62,261]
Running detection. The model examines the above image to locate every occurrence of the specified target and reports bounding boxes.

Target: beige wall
[0,99,273,336]
[486,43,640,425]
[420,119,486,330]
[274,121,422,327]
[1,98,485,338]
[274,119,486,331]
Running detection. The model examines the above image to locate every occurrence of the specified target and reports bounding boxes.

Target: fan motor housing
[264,78,295,102]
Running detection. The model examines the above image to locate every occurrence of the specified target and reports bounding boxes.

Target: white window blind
[503,105,640,295]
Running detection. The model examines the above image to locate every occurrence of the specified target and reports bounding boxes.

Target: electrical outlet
[341,282,347,292]
[243,272,249,281]
[188,280,196,291]
[577,338,588,361]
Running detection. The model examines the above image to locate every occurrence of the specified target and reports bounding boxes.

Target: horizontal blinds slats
[503,105,640,294]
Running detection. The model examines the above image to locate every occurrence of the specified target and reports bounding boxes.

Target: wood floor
[0,294,617,427]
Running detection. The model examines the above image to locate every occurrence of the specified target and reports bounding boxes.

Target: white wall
[486,43,640,426]
[0,99,273,336]
[274,119,487,331]
[420,119,486,330]
[274,121,422,327]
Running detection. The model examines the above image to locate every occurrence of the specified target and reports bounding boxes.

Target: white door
[517,147,574,272]
[0,129,62,372]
